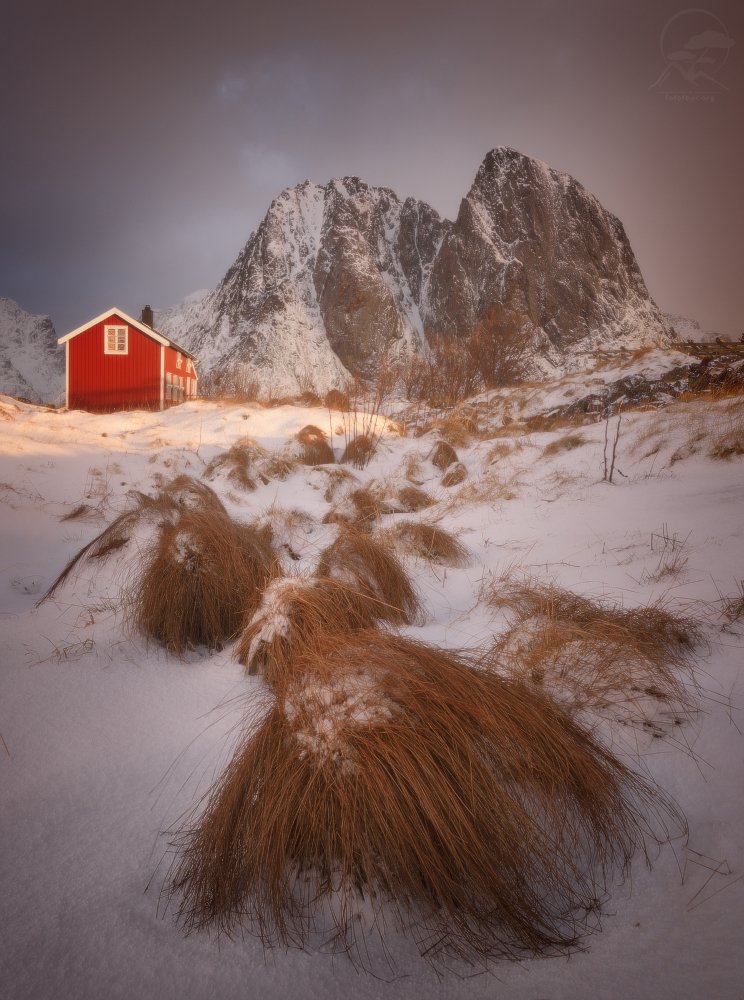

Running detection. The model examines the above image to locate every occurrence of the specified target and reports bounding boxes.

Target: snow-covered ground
[1,363,743,999]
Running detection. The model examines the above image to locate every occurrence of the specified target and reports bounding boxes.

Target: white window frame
[104,325,128,354]
[176,352,183,369]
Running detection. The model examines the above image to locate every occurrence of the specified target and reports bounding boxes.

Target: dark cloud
[2,0,742,335]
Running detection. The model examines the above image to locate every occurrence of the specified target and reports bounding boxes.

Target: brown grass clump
[204,437,268,491]
[403,452,425,484]
[39,476,228,604]
[347,485,391,526]
[542,433,586,457]
[295,425,335,465]
[130,509,279,654]
[721,581,744,622]
[523,411,587,434]
[316,527,421,625]
[487,578,702,722]
[295,390,323,406]
[486,441,515,463]
[710,427,744,460]
[423,415,476,448]
[261,454,297,481]
[389,522,470,567]
[317,466,358,503]
[340,434,376,467]
[170,630,665,964]
[441,461,468,487]
[429,439,458,470]
[396,485,434,512]
[324,388,351,411]
[322,482,393,530]
[60,503,97,521]
[433,470,521,516]
[236,576,384,691]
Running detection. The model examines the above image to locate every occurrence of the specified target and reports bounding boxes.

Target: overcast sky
[2,0,742,335]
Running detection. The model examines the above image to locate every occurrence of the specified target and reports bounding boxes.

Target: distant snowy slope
[0,298,63,403]
[664,312,731,343]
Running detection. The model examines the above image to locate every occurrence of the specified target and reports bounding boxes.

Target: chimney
[141,304,154,328]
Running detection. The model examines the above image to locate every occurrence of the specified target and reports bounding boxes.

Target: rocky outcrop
[159,148,670,394]
[425,148,668,366]
[546,355,744,420]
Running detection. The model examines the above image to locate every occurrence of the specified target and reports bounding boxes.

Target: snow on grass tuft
[169,629,675,967]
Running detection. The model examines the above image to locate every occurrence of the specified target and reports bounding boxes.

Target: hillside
[1,349,742,998]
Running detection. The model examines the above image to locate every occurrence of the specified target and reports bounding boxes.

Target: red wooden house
[58,306,198,412]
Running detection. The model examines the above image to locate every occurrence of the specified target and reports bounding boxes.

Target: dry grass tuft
[441,461,468,487]
[236,576,383,691]
[429,440,458,470]
[721,581,744,622]
[295,425,335,466]
[423,415,476,448]
[523,411,587,434]
[39,476,228,604]
[486,441,516,463]
[710,427,744,460]
[322,482,392,530]
[318,466,358,503]
[542,433,586,457]
[341,434,376,467]
[316,526,421,625]
[129,509,278,654]
[388,522,470,567]
[204,437,268,491]
[260,454,297,481]
[487,578,702,722]
[170,630,668,964]
[433,470,521,516]
[60,503,98,521]
[347,485,391,526]
[324,388,351,411]
[403,452,425,484]
[396,485,435,512]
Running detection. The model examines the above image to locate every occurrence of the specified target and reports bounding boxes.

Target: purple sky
[2,0,742,335]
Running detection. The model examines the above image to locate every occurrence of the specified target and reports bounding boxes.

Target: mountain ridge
[157,147,671,394]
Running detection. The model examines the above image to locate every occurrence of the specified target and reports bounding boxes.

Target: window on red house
[104,325,128,354]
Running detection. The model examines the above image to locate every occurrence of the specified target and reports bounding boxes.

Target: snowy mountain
[158,148,671,395]
[426,148,670,369]
[157,178,446,393]
[664,312,732,344]
[0,298,63,404]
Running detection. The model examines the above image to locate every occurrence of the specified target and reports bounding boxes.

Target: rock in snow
[0,297,63,404]
[158,147,671,394]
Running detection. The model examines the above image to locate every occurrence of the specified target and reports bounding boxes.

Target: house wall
[163,345,198,407]
[68,312,161,412]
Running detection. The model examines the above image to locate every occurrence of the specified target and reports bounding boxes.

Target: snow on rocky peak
[664,313,737,344]
[158,148,671,394]
[0,297,63,404]
[158,176,447,395]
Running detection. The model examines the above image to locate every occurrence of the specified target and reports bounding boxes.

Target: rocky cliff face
[159,148,670,394]
[0,298,63,404]
[424,148,668,365]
